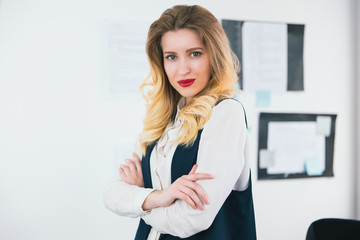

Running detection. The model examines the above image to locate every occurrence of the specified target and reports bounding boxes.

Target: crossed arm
[105,100,247,237]
[119,153,213,212]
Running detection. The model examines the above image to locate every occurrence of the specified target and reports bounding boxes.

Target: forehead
[161,28,204,51]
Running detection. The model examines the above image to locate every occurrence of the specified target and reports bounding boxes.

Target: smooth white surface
[267,122,325,174]
[0,0,357,240]
[242,22,288,93]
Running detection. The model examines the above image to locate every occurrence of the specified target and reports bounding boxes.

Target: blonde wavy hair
[138,5,240,155]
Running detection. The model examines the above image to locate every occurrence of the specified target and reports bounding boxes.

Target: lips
[177,79,195,87]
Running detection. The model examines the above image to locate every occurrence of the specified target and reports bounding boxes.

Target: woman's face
[161,28,211,104]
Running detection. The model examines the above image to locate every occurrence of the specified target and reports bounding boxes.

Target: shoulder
[203,98,247,129]
[212,98,246,119]
[200,98,247,139]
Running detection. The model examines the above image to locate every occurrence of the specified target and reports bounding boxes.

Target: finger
[133,153,142,173]
[177,178,209,205]
[125,159,136,173]
[189,164,198,175]
[183,181,210,205]
[119,167,127,181]
[184,173,214,181]
[118,167,126,178]
[176,191,197,210]
[178,185,204,210]
[132,152,141,162]
[120,164,130,175]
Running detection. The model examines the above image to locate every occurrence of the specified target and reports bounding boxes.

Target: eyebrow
[163,47,204,55]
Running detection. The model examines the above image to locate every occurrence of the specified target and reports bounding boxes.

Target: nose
[178,59,191,75]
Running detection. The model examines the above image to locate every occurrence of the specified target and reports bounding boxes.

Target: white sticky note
[305,156,324,176]
[316,116,332,137]
[259,149,276,168]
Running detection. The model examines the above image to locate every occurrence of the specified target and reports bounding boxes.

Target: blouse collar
[174,97,186,123]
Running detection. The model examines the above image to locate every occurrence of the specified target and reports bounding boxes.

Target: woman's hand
[119,153,144,187]
[142,164,213,211]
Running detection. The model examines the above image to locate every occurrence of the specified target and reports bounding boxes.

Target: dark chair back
[306,218,360,240]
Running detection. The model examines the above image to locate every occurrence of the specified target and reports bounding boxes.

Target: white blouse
[103,98,250,239]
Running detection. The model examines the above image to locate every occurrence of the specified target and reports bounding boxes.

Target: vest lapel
[170,129,203,183]
[142,142,156,188]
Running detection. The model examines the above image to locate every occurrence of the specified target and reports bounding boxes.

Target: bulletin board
[221,19,305,93]
[257,112,337,180]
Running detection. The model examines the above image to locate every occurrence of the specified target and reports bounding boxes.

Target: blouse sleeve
[141,99,249,238]
[103,176,155,218]
[103,141,155,218]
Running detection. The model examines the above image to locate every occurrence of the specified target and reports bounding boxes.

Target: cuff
[133,188,155,216]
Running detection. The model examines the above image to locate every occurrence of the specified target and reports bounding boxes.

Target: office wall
[0,0,356,240]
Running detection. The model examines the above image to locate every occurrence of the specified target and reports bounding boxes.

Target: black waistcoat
[135,100,256,240]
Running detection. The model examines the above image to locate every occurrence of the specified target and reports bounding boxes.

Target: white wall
[0,0,356,240]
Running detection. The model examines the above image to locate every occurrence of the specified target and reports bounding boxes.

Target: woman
[103,5,256,240]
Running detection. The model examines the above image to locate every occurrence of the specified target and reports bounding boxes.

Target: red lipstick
[177,79,195,87]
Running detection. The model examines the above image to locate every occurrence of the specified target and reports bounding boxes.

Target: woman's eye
[165,55,176,60]
[191,52,202,57]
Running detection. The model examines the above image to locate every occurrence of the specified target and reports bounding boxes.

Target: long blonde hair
[138,5,240,155]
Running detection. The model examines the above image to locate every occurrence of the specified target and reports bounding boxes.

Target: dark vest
[135,100,257,240]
